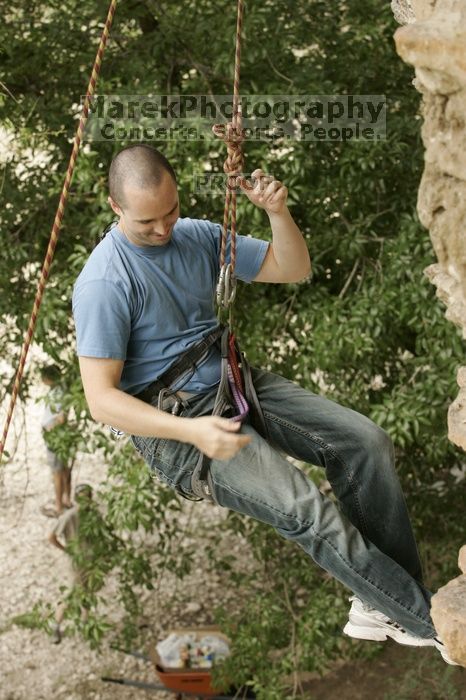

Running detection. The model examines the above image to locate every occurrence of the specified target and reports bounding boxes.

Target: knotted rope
[212,0,244,308]
[0,0,118,460]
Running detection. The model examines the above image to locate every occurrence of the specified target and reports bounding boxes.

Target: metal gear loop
[216,263,237,309]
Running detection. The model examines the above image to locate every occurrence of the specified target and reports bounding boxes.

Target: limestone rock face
[430,546,466,667]
[392,2,466,666]
[393,0,466,449]
[459,545,466,574]
[447,367,466,450]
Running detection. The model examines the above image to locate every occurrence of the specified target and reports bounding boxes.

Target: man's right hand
[187,416,252,460]
[78,356,254,455]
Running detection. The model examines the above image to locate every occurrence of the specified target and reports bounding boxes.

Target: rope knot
[212,122,245,189]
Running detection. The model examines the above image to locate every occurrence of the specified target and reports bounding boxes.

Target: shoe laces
[354,597,407,633]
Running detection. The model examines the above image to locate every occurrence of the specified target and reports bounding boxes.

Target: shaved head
[108,144,177,206]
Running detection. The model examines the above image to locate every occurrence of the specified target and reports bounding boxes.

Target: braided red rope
[212,0,244,276]
[0,0,118,460]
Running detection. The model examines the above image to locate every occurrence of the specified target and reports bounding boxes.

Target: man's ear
[108,196,122,216]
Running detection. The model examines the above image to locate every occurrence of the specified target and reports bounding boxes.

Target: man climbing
[73,144,454,664]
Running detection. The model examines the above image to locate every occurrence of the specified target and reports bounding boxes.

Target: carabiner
[216,264,227,307]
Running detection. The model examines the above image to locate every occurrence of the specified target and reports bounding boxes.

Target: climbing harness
[190,328,267,502]
[134,324,225,409]
[134,320,267,503]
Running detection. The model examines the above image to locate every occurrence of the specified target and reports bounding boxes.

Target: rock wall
[392,0,466,451]
[391,0,466,668]
[430,545,466,666]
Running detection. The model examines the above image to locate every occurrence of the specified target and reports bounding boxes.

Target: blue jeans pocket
[130,432,200,500]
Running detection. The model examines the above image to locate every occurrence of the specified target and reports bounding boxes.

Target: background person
[40,364,72,517]
[48,483,93,644]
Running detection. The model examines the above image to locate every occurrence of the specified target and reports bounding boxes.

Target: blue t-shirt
[72,217,269,395]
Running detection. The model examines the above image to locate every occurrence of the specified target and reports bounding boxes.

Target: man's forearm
[268,207,311,281]
[90,386,193,440]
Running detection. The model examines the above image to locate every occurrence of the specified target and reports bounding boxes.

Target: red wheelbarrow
[101,626,256,699]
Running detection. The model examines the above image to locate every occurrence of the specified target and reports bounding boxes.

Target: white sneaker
[343,596,459,665]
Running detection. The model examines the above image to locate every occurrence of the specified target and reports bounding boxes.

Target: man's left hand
[237,168,288,215]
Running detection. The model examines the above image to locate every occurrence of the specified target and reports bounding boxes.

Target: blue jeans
[131,367,436,639]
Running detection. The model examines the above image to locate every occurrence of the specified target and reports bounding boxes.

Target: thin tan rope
[212,0,245,282]
[0,0,118,460]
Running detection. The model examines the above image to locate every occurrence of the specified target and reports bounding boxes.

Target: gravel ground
[2,368,466,700]
[0,381,247,700]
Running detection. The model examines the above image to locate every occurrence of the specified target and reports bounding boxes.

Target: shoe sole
[343,621,433,647]
[343,622,459,665]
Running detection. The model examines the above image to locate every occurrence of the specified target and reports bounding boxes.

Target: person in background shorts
[40,364,72,517]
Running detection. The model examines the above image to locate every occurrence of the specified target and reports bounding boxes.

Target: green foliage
[42,421,79,464]
[2,0,465,696]
[52,443,197,649]
[209,515,380,699]
[11,602,54,632]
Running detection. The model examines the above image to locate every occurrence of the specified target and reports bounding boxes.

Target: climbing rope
[0,0,118,461]
[212,0,245,312]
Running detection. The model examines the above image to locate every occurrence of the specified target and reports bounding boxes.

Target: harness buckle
[171,400,182,416]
